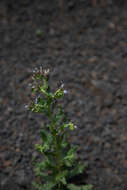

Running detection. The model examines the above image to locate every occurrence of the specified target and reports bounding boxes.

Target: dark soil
[1,0,127,190]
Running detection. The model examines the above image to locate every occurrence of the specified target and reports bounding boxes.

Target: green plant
[26,67,93,190]
[35,29,43,37]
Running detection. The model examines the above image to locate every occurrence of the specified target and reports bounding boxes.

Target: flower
[35,95,40,104]
[61,83,64,88]
[31,85,35,89]
[33,67,39,73]
[44,69,50,76]
[24,104,28,109]
[74,125,77,129]
[28,83,32,87]
[63,90,68,94]
[32,67,50,78]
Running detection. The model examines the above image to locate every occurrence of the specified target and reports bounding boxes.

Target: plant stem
[48,104,63,186]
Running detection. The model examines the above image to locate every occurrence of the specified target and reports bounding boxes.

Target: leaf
[42,181,56,190]
[40,130,53,148]
[62,146,76,167]
[32,182,43,190]
[33,181,56,190]
[70,163,87,177]
[65,147,76,160]
[54,108,64,124]
[67,183,81,190]
[54,88,64,99]
[67,184,93,190]
[68,122,75,131]
[35,29,43,37]
[81,184,93,190]
[55,171,68,185]
[35,161,47,170]
[63,122,75,131]
[35,143,49,153]
[34,168,48,178]
[37,97,44,105]
[41,130,48,142]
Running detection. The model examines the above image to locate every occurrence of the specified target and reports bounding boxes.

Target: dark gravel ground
[1,0,127,190]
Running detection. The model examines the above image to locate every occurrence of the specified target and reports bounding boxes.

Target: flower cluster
[26,67,92,190]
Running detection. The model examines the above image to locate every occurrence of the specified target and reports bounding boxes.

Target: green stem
[48,104,63,184]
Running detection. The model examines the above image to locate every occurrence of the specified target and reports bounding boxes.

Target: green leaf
[67,183,81,190]
[35,143,49,153]
[54,109,64,123]
[40,129,53,145]
[34,168,48,178]
[35,160,47,170]
[66,147,77,159]
[61,141,68,148]
[32,181,43,190]
[42,181,56,190]
[36,29,43,37]
[54,88,64,99]
[41,130,48,142]
[33,181,56,190]
[81,184,93,190]
[39,86,49,96]
[68,122,75,130]
[62,122,75,131]
[55,171,68,185]
[63,147,76,167]
[70,163,87,177]
[37,97,44,105]
[67,184,93,190]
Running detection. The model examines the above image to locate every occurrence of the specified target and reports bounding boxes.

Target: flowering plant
[26,67,92,190]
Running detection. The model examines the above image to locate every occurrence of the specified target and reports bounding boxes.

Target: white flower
[40,66,43,73]
[63,90,68,94]
[61,83,64,88]
[28,83,32,87]
[74,125,77,129]
[31,85,35,89]
[44,69,50,75]
[35,95,40,104]
[35,97,38,104]
[24,104,28,109]
[33,67,38,73]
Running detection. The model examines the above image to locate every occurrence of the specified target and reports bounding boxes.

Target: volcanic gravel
[1,0,127,190]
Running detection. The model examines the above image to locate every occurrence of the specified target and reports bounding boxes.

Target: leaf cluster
[27,67,93,190]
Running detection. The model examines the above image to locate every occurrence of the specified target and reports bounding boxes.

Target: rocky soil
[1,0,127,190]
